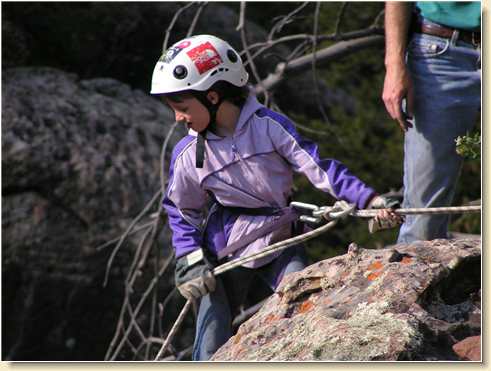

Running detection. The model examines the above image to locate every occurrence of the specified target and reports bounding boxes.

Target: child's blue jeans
[397,32,480,243]
[192,246,307,361]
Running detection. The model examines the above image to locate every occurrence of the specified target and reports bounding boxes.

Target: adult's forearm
[384,2,412,67]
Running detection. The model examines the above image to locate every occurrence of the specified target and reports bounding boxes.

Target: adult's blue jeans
[398,31,481,243]
[191,246,307,361]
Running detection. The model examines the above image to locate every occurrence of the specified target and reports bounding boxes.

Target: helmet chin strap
[193,92,223,168]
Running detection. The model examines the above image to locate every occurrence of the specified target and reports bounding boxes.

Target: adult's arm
[382,2,414,132]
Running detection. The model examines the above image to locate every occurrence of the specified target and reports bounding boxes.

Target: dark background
[2,2,480,361]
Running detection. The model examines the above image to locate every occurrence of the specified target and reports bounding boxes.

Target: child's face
[165,96,210,133]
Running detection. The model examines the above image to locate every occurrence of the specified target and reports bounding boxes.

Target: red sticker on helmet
[176,40,191,49]
[187,42,223,74]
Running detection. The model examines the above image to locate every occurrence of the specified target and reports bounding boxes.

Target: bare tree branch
[238,2,270,106]
[334,2,349,37]
[254,34,384,95]
[236,1,246,31]
[268,2,310,40]
[242,26,382,66]
[163,2,196,53]
[158,287,178,338]
[144,230,161,359]
[108,257,173,360]
[103,190,161,287]
[95,220,154,251]
[104,122,178,360]
[187,2,208,37]
[371,9,385,28]
[311,2,332,125]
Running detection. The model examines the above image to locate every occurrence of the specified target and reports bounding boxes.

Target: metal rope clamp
[290,200,356,225]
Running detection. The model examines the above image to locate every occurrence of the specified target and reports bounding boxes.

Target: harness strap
[193,92,223,169]
[216,207,299,260]
[224,205,283,216]
[196,131,206,168]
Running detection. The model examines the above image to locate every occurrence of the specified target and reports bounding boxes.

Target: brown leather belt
[412,18,480,47]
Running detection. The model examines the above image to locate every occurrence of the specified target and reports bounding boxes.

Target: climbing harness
[154,200,481,360]
[216,206,299,260]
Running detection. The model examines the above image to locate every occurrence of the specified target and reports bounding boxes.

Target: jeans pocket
[407,34,450,58]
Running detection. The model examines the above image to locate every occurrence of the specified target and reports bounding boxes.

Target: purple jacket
[163,94,376,267]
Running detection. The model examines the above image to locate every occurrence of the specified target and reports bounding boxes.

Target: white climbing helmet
[150,34,249,95]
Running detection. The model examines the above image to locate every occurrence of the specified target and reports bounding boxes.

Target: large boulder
[212,238,481,361]
[2,67,184,360]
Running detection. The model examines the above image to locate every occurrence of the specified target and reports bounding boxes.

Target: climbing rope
[154,201,481,360]
[329,205,481,218]
[154,218,339,360]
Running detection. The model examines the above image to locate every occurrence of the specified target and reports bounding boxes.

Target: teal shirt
[416,1,481,30]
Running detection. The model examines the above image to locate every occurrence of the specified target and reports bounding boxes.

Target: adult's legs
[398,33,480,243]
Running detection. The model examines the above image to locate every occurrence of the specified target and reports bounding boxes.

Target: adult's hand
[382,63,414,132]
[383,2,414,132]
[367,195,404,233]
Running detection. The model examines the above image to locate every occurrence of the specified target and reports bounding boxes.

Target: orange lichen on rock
[298,300,315,314]
[233,334,242,345]
[264,314,279,324]
[401,256,412,264]
[231,345,246,359]
[368,261,383,271]
[367,271,382,281]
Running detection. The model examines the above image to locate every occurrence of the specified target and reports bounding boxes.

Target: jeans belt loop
[450,29,459,46]
[472,32,480,47]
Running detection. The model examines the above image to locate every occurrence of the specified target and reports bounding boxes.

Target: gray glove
[367,195,403,233]
[175,248,216,301]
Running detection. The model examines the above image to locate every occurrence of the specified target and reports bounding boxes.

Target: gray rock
[212,238,481,361]
[2,67,184,360]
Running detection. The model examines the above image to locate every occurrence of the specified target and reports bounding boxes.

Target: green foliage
[456,132,481,160]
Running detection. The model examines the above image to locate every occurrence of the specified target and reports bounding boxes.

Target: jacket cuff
[183,248,204,266]
[358,190,378,210]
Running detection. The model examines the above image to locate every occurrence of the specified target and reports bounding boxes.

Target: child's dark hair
[164,81,249,108]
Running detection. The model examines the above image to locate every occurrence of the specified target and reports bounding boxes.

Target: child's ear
[206,91,220,105]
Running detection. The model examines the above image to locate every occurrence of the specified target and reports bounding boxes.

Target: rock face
[212,238,481,361]
[2,68,184,360]
[452,336,481,361]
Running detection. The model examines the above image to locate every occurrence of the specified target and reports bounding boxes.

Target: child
[151,35,400,360]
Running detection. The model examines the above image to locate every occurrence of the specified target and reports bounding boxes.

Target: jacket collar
[187,93,263,140]
[233,93,263,135]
